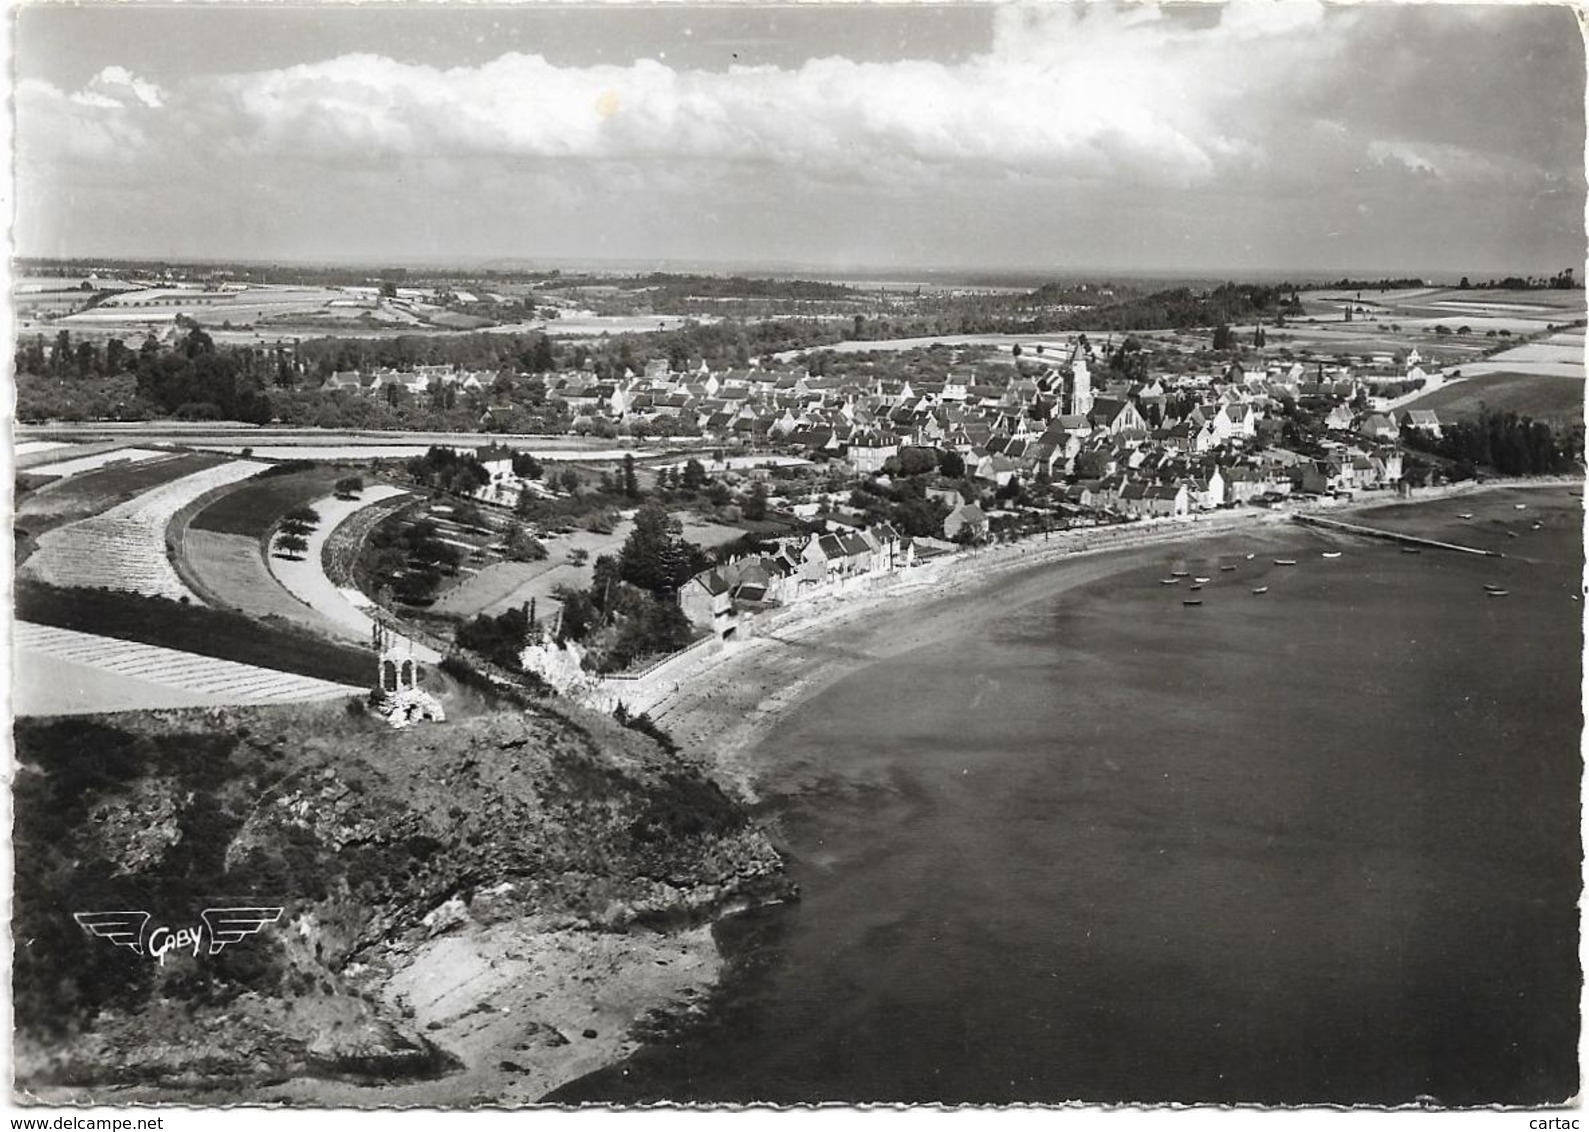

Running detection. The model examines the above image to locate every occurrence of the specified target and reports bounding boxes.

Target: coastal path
[268,488,442,663]
[14,622,365,716]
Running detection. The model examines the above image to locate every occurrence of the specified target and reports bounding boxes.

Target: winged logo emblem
[200,906,284,954]
[73,910,151,956]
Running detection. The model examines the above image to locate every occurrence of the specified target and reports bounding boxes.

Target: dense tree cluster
[455,604,536,671]
[406,446,490,495]
[1402,408,1583,477]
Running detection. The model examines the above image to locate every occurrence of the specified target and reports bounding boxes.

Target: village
[365,334,1454,655]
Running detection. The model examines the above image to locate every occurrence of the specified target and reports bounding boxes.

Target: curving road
[267,487,441,663]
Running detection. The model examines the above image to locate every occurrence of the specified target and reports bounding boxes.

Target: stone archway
[382,660,399,692]
[400,660,414,688]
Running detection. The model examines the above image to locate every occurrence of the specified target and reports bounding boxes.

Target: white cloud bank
[19,3,1349,186]
[14,2,1583,270]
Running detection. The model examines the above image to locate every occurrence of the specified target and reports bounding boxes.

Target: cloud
[17,2,1361,190]
[14,2,1583,270]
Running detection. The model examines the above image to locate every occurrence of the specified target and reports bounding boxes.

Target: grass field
[1404,372,1585,423]
[183,529,337,632]
[190,465,350,537]
[15,579,372,686]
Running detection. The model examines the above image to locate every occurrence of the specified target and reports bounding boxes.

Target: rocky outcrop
[12,694,790,1099]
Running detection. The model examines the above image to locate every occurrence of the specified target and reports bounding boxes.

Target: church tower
[1067,339,1094,418]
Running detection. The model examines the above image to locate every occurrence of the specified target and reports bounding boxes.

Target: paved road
[14,622,364,716]
[268,488,442,663]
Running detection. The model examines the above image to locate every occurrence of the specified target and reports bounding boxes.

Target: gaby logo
[74,908,284,964]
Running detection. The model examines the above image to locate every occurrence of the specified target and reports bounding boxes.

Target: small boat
[1171,570,1189,577]
[1483,584,1506,593]
[1160,578,1180,585]
[1251,586,1269,595]
[1515,503,1527,511]
[1183,599,1203,607]
[1532,522,1543,530]
[1456,513,1473,520]
[1321,552,1341,559]
[1220,565,1237,572]
[1274,559,1297,566]
[1401,547,1421,554]
[1486,589,1510,597]
[1245,553,1256,560]
[1506,531,1519,539]
[1189,584,1203,592]
[1194,576,1210,583]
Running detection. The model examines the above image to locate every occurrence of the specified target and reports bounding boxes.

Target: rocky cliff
[12,692,790,1102]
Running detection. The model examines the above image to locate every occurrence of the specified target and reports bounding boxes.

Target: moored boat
[1401,547,1421,554]
[1183,599,1203,607]
[1251,586,1269,594]
[1486,589,1510,597]
[1274,559,1297,566]
[1321,552,1341,559]
[1189,584,1203,592]
[1194,576,1210,583]
[1160,578,1180,585]
[1220,565,1237,572]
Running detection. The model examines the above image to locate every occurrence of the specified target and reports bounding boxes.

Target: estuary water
[557,487,1583,1106]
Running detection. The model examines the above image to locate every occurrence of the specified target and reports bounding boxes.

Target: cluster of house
[678,522,911,640]
[322,364,500,397]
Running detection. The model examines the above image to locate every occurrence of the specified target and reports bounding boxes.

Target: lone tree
[622,453,641,500]
[278,506,320,538]
[334,476,363,498]
[274,532,310,559]
[618,502,704,596]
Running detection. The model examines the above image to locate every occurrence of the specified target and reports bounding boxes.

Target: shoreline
[647,476,1583,797]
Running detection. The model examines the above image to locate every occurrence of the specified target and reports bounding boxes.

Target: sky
[12,1,1588,277]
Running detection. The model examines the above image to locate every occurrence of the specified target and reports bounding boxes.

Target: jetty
[1292,514,1503,557]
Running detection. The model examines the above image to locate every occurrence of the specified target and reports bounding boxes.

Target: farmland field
[1402,371,1585,423]
[13,621,364,717]
[190,464,352,537]
[15,581,374,687]
[23,446,171,479]
[13,440,76,459]
[15,451,227,524]
[21,459,269,598]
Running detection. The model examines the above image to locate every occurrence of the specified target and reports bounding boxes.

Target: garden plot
[14,621,363,716]
[21,459,269,599]
[24,446,171,479]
